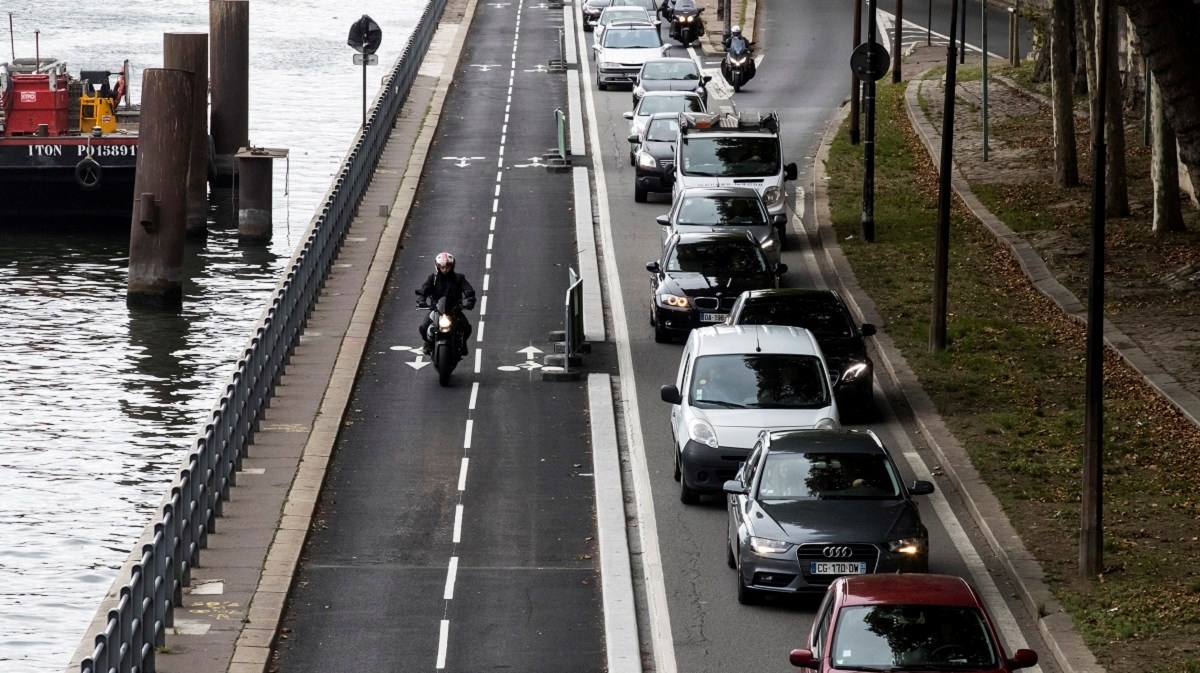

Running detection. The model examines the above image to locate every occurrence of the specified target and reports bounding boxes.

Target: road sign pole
[982,0,988,161]
[930,0,960,351]
[362,40,368,129]
[892,0,903,84]
[850,0,862,145]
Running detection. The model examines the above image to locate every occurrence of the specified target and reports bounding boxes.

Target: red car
[789,574,1039,672]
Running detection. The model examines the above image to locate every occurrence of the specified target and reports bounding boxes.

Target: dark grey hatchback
[724,429,934,605]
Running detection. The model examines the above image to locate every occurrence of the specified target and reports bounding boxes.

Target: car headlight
[600,61,618,69]
[750,537,792,555]
[888,538,924,555]
[814,417,839,430]
[760,238,777,252]
[841,363,869,381]
[687,417,718,448]
[638,151,658,169]
[657,293,689,308]
[763,186,784,206]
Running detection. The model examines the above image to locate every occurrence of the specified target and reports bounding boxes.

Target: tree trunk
[1119,0,1200,193]
[1031,14,1053,83]
[1052,0,1080,186]
[1100,0,1130,216]
[1123,12,1144,113]
[1151,73,1185,232]
[1078,0,1099,130]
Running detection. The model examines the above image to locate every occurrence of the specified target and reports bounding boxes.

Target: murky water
[0,1,427,669]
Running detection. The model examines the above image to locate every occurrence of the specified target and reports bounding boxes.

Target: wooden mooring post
[235,147,288,241]
[164,32,209,237]
[210,0,249,187]
[127,68,195,309]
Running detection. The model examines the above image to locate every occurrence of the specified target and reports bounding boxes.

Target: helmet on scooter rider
[730,25,741,36]
[435,251,455,273]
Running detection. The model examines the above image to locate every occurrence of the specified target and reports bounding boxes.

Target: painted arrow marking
[443,156,486,168]
[513,156,546,168]
[407,355,432,371]
[518,346,543,360]
[498,346,545,372]
[470,63,504,72]
[486,2,511,7]
[523,65,550,73]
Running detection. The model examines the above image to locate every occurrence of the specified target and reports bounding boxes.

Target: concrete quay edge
[808,97,1104,673]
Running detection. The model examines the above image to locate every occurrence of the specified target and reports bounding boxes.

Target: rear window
[646,118,680,142]
[666,241,765,274]
[602,27,661,48]
[689,354,829,410]
[735,296,854,337]
[642,61,700,80]
[676,195,766,227]
[756,452,901,499]
[639,95,703,115]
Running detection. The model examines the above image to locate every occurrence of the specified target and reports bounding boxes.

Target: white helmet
[435,251,455,273]
[731,25,741,36]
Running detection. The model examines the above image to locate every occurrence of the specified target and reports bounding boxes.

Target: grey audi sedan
[724,429,933,604]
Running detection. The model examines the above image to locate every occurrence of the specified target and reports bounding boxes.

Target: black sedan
[630,112,679,202]
[632,57,711,108]
[647,231,786,343]
[727,289,877,415]
[724,429,934,605]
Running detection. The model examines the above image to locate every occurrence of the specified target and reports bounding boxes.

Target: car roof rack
[678,109,780,134]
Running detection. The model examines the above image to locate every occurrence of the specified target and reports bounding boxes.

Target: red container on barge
[1,58,138,224]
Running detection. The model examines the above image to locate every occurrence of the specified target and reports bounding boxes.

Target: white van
[659,324,840,504]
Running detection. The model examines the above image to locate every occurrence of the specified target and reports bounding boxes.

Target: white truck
[673,110,797,245]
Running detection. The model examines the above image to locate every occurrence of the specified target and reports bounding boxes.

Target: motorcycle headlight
[750,537,792,555]
[638,151,658,169]
[763,186,784,206]
[814,417,839,430]
[684,14,694,22]
[888,538,924,555]
[841,363,869,382]
[657,293,689,308]
[437,314,453,332]
[732,56,748,66]
[687,417,719,448]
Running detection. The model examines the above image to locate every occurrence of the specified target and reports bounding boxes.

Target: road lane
[579,1,1057,671]
[274,0,602,670]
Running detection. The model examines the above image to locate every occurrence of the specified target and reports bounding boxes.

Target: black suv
[630,112,679,202]
[727,289,876,415]
[647,231,786,342]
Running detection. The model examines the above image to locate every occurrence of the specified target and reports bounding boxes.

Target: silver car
[594,7,658,44]
[623,90,704,164]
[655,186,781,265]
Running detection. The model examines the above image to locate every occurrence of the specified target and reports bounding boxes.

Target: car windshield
[665,240,766,274]
[638,95,704,116]
[830,605,1000,670]
[689,354,829,410]
[755,452,901,500]
[646,118,681,142]
[642,61,700,80]
[676,195,766,226]
[680,137,781,177]
[600,9,649,24]
[736,296,854,337]
[602,28,661,48]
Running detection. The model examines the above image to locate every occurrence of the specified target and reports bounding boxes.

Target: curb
[574,166,606,343]
[808,97,1104,673]
[226,0,484,669]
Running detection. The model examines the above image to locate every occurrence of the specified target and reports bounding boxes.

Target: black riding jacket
[419,271,477,310]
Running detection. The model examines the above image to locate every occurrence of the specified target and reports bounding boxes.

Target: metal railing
[78,0,449,670]
[561,268,585,374]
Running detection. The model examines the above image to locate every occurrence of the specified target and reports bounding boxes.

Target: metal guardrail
[78,1,449,671]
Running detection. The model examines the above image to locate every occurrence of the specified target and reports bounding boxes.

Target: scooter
[417,296,466,387]
[720,36,756,93]
[669,5,704,46]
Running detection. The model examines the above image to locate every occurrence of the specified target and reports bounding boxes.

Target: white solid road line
[453,504,464,543]
[444,557,460,600]
[464,419,474,449]
[458,457,469,491]
[436,620,450,669]
[575,11,679,673]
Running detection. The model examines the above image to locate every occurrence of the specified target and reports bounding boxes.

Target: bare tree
[1052,0,1080,186]
[1151,72,1186,232]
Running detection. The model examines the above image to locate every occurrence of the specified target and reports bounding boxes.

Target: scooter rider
[724,24,752,53]
[417,252,477,356]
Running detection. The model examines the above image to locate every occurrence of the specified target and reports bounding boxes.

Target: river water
[0,1,427,669]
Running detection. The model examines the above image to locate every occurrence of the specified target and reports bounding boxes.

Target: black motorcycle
[418,296,467,386]
[669,5,704,46]
[720,36,756,92]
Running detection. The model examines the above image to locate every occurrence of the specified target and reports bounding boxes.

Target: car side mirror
[623,111,634,120]
[1009,649,1038,670]
[860,323,877,337]
[660,384,682,404]
[703,74,712,83]
[628,134,639,143]
[413,288,423,296]
[789,648,818,669]
[829,373,840,387]
[646,260,661,273]
[661,44,671,55]
[722,479,746,495]
[774,263,788,275]
[910,480,935,496]
[784,162,798,181]
[656,215,671,226]
[770,213,787,226]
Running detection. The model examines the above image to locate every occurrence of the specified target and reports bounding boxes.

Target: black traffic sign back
[850,42,890,81]
[348,14,383,55]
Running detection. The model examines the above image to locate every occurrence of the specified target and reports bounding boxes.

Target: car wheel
[634,183,648,202]
[680,478,699,505]
[736,569,760,605]
[726,540,737,569]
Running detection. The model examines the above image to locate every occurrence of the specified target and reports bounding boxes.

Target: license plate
[810,561,867,575]
[700,313,728,323]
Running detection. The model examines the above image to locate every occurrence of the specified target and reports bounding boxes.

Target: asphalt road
[873,0,1036,62]
[272,2,603,671]
[579,1,1058,671]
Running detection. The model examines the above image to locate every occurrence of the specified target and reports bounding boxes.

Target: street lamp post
[930,0,961,351]
[851,0,863,145]
[862,0,879,242]
[892,0,903,83]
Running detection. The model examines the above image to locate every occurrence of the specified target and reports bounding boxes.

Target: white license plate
[810,561,867,575]
[700,313,728,323]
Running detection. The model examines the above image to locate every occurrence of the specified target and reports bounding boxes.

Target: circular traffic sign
[850,42,890,82]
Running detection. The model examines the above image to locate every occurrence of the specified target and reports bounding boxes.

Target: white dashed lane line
[444,557,460,600]
[457,457,469,491]
[453,504,464,543]
[464,419,474,449]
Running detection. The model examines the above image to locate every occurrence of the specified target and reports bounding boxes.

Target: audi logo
[822,546,854,558]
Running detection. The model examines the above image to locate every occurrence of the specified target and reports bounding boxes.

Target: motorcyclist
[724,24,752,54]
[417,252,476,356]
